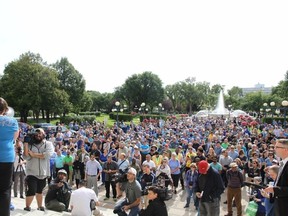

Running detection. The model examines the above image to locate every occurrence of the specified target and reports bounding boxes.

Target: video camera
[111,168,129,184]
[243,181,266,189]
[23,132,36,144]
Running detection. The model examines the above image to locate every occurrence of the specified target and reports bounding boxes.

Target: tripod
[13,152,26,198]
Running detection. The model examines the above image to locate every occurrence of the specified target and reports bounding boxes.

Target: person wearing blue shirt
[0,98,19,216]
[169,152,181,194]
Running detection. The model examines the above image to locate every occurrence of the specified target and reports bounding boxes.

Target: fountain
[209,90,229,116]
[195,90,248,118]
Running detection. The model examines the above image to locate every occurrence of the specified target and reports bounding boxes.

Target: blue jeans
[185,187,198,208]
[113,199,140,216]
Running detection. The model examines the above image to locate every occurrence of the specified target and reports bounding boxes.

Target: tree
[53,57,86,115]
[116,71,164,111]
[0,52,46,122]
[0,52,71,122]
[226,86,244,109]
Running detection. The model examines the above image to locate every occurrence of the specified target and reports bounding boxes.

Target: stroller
[155,173,173,201]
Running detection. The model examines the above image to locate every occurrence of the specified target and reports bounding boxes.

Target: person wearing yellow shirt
[185,147,197,160]
[152,152,163,169]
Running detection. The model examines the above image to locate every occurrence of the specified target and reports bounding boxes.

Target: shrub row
[60,115,96,125]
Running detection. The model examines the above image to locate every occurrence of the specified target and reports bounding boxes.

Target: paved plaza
[10,182,250,216]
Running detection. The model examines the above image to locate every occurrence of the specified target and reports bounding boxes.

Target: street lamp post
[282,100,288,128]
[158,103,162,115]
[270,102,275,119]
[115,101,120,127]
[228,104,232,121]
[263,103,268,118]
[140,102,145,121]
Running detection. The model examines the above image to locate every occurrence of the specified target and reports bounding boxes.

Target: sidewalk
[10,183,249,216]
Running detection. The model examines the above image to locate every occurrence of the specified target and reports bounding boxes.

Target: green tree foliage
[87,91,114,113]
[0,52,70,122]
[53,57,86,114]
[226,86,244,109]
[116,71,164,111]
[241,92,270,112]
[272,71,288,100]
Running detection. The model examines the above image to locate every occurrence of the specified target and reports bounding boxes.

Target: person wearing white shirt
[70,180,103,216]
[142,154,156,172]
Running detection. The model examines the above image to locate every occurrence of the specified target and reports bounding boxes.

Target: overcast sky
[1,0,288,93]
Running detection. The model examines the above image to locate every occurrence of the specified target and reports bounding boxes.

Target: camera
[111,172,128,183]
[23,133,35,144]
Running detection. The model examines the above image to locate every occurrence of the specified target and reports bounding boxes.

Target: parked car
[33,123,53,129]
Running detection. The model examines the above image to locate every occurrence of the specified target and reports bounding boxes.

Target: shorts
[25,175,46,196]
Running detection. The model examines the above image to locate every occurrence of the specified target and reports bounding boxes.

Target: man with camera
[23,128,54,211]
[140,164,156,208]
[116,153,130,198]
[103,154,119,201]
[113,167,142,216]
[45,169,72,212]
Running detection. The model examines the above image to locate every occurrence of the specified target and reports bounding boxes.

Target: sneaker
[184,205,189,208]
[37,206,45,211]
[24,206,31,211]
[10,203,15,211]
[104,197,109,201]
[113,198,117,202]
[223,201,228,204]
[20,195,24,199]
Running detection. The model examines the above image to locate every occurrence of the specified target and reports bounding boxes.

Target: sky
[1,0,288,93]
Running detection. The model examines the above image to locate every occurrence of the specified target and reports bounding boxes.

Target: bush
[109,113,134,122]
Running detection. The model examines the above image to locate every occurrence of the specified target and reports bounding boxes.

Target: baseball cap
[58,169,67,175]
[35,128,45,135]
[198,160,209,174]
[127,167,137,176]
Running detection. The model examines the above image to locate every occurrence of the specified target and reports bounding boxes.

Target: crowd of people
[1,98,288,216]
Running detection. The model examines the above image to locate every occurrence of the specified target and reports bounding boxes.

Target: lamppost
[263,103,268,118]
[140,102,145,121]
[115,101,120,127]
[282,100,288,128]
[270,101,275,119]
[140,102,145,114]
[228,104,232,120]
[158,103,162,115]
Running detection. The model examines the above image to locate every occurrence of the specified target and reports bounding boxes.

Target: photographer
[140,164,156,208]
[23,128,54,211]
[139,186,168,216]
[45,169,72,212]
[116,153,129,198]
[103,155,119,201]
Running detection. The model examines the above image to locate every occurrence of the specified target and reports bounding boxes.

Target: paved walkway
[10,183,250,216]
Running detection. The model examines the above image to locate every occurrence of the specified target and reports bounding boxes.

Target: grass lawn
[96,114,140,128]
